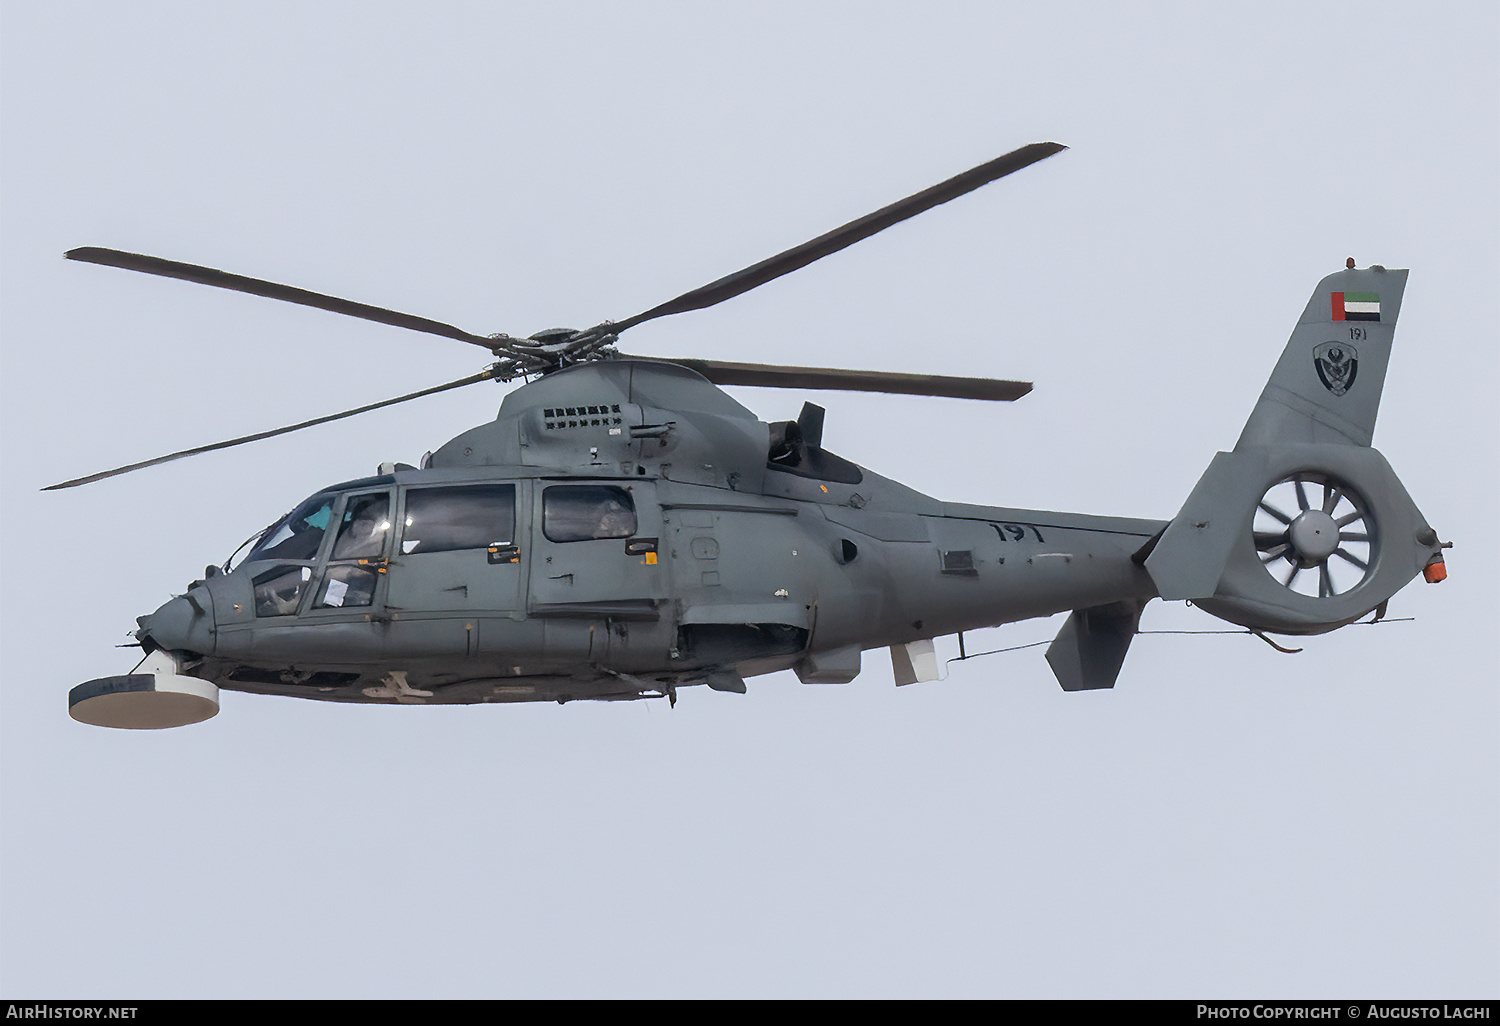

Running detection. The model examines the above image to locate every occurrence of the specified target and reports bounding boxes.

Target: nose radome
[140,590,216,655]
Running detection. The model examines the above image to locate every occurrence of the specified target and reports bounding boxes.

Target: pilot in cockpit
[335,500,390,560]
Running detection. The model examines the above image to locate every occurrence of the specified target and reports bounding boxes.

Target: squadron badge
[1313,342,1358,396]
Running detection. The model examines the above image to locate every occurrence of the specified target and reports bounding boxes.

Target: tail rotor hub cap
[1289,510,1340,566]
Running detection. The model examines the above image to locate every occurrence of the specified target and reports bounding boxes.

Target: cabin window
[542,485,636,542]
[331,492,392,560]
[252,565,311,617]
[400,484,516,554]
[247,493,336,563]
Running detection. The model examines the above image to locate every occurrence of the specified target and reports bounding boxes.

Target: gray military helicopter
[57,142,1448,729]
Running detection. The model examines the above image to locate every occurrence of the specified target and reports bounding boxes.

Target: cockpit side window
[247,493,336,563]
[305,491,394,611]
[252,565,312,617]
[313,564,380,610]
[401,484,516,554]
[542,485,636,542]
[331,492,392,560]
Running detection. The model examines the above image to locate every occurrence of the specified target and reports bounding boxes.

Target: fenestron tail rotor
[51,141,1065,489]
[1253,473,1375,598]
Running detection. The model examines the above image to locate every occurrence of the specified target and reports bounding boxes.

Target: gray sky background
[2,1,1496,999]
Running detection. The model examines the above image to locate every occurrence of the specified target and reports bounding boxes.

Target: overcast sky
[2,1,1496,999]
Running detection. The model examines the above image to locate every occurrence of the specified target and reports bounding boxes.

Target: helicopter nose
[138,591,216,656]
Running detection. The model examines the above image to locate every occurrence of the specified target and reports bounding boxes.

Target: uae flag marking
[1331,291,1380,322]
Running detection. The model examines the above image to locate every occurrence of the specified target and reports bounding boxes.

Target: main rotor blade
[65,247,498,350]
[43,369,496,490]
[632,356,1031,401]
[610,141,1066,333]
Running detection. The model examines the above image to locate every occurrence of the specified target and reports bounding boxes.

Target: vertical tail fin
[1236,265,1408,449]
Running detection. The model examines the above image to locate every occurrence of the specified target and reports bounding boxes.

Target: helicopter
[57,142,1448,729]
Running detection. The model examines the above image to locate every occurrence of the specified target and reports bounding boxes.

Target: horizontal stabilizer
[1144,450,1260,601]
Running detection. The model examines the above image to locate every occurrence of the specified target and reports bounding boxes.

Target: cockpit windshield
[246,492,337,563]
[223,529,265,574]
